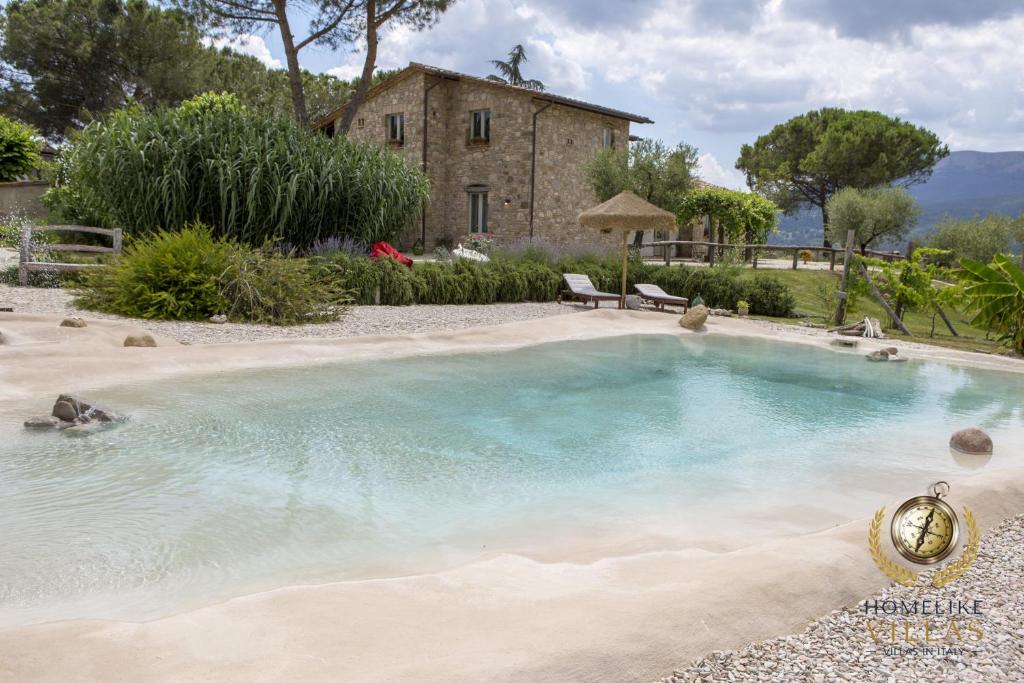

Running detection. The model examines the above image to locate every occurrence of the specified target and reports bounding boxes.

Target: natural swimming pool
[1,334,1021,626]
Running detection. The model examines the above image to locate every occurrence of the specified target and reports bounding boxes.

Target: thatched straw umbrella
[578,191,677,308]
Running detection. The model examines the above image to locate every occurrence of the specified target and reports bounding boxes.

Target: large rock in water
[679,304,709,331]
[24,393,126,432]
[949,427,993,455]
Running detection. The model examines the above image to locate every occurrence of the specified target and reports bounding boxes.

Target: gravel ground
[660,514,1024,683]
[0,283,581,344]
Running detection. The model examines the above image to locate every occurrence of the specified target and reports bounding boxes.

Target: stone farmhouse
[315,63,653,251]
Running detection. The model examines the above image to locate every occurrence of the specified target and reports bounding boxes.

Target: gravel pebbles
[660,514,1024,683]
[0,284,579,344]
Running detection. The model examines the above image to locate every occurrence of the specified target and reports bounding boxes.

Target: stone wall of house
[533,106,630,254]
[428,79,535,248]
[336,70,640,253]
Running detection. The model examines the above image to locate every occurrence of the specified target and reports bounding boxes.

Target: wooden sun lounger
[635,283,689,312]
[558,273,621,308]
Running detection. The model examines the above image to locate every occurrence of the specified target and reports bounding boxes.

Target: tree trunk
[632,230,644,249]
[273,0,310,128]
[338,0,378,135]
[820,189,832,249]
[834,228,856,326]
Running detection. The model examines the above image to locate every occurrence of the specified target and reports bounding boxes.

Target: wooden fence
[18,224,122,285]
[647,240,905,270]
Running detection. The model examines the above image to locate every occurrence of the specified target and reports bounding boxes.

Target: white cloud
[308,0,1024,156]
[697,153,746,190]
[205,34,282,69]
[327,64,363,81]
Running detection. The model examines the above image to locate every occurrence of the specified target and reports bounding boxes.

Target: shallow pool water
[1,334,1021,625]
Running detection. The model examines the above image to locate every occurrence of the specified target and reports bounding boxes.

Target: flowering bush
[463,234,496,254]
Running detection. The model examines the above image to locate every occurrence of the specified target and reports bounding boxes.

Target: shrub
[317,252,382,304]
[742,275,796,317]
[219,247,351,325]
[375,256,417,306]
[54,95,430,248]
[76,224,232,320]
[929,214,1024,265]
[959,255,1024,353]
[0,115,41,181]
[411,261,467,304]
[75,224,348,323]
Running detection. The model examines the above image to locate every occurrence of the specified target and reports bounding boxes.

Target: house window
[386,113,404,144]
[602,127,616,149]
[358,117,365,128]
[469,191,488,233]
[470,110,491,142]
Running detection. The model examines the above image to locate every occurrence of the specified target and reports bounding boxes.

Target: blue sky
[206,1,1023,188]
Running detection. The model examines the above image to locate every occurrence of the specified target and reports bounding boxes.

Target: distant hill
[770,150,1024,247]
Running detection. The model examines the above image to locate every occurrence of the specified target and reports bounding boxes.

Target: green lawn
[741,268,1008,355]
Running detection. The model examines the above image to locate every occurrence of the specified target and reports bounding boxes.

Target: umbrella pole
[620,230,628,309]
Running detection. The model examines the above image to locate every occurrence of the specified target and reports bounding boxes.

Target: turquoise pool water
[1,334,1021,626]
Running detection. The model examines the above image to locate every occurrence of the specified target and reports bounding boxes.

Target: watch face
[890,496,959,564]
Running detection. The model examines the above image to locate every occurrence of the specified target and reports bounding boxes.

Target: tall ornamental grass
[54,94,430,248]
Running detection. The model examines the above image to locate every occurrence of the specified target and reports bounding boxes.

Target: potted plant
[736,299,750,317]
[411,239,425,257]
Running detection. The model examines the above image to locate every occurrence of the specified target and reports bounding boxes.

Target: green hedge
[317,253,795,315]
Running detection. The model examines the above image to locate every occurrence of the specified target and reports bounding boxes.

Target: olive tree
[826,186,920,255]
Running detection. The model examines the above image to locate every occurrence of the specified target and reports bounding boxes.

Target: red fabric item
[369,241,413,269]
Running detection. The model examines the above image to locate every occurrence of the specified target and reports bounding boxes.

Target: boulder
[51,399,80,422]
[124,333,157,348]
[24,393,127,432]
[884,347,899,355]
[865,350,889,362]
[24,415,64,429]
[82,404,125,423]
[949,427,993,455]
[624,295,643,311]
[59,317,87,328]
[679,305,709,331]
[209,314,228,324]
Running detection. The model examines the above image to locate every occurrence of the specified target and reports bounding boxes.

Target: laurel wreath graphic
[869,507,919,586]
[930,507,980,588]
[868,505,980,588]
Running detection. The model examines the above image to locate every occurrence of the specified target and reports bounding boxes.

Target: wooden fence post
[834,229,857,326]
[829,249,836,271]
[791,248,799,270]
[18,224,32,286]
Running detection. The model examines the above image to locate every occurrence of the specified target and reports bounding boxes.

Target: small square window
[602,127,615,149]
[386,113,404,144]
[469,191,488,233]
[358,118,365,128]
[471,110,491,142]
